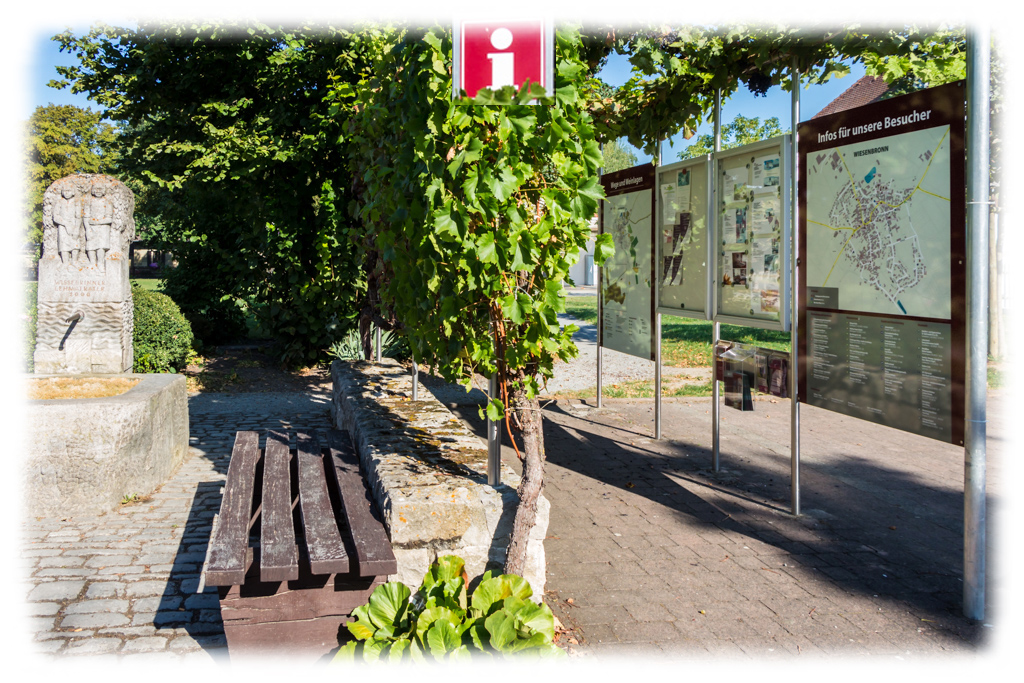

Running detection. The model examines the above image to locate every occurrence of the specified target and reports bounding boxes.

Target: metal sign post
[411,360,419,401]
[963,26,990,622]
[655,138,663,440]
[597,148,603,410]
[712,89,722,472]
[487,372,501,486]
[790,58,802,516]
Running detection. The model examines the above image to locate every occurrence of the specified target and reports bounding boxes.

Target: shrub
[132,284,194,372]
[333,555,564,662]
[159,256,248,347]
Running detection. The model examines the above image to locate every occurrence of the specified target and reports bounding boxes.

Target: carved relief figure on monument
[53,184,84,267]
[85,183,115,272]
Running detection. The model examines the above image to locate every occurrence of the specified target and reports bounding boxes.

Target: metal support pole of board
[374,326,382,362]
[655,313,662,439]
[487,372,501,486]
[964,26,990,622]
[712,89,722,472]
[411,360,418,401]
[597,149,604,410]
[790,57,802,516]
[655,137,663,440]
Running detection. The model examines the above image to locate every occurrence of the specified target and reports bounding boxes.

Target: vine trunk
[503,384,545,577]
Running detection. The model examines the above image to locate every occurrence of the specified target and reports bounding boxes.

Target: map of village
[806,125,952,319]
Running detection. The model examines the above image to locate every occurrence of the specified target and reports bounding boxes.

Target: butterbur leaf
[484,610,518,651]
[409,637,426,664]
[363,638,388,662]
[427,620,462,658]
[389,638,411,660]
[332,641,359,661]
[346,606,375,640]
[502,573,533,601]
[509,631,550,653]
[513,601,556,640]
[471,574,511,615]
[450,644,474,662]
[367,581,411,631]
[467,621,489,650]
[429,555,465,585]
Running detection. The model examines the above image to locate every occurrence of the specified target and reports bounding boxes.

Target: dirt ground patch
[182,345,333,394]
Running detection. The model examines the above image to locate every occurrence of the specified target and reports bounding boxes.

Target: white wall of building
[566,217,598,288]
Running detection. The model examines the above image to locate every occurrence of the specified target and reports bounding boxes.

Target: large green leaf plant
[334,555,564,662]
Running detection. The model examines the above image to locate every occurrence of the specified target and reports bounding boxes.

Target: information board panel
[657,156,712,318]
[599,164,656,361]
[797,81,966,445]
[713,137,791,330]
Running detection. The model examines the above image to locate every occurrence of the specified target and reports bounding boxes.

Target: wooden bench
[203,428,397,656]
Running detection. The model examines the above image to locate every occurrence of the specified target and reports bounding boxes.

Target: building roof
[812,75,890,119]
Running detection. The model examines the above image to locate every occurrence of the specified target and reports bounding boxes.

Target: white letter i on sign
[487,27,514,89]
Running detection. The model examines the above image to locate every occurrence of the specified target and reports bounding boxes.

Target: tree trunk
[503,385,545,577]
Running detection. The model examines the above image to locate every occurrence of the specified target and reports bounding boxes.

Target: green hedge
[132,284,194,373]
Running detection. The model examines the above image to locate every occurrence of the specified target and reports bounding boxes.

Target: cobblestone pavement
[20,392,332,661]
[448,390,1007,663]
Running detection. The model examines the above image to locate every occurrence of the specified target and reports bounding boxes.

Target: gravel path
[420,311,711,404]
[184,305,711,410]
[539,313,709,395]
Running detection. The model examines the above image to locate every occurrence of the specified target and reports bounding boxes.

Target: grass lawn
[562,295,791,368]
[131,278,164,291]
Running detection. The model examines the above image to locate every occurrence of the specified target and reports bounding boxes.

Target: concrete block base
[24,373,189,517]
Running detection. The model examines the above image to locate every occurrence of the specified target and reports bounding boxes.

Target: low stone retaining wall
[331,359,548,595]
[24,373,189,517]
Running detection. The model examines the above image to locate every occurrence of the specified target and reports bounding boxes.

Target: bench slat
[206,431,261,586]
[296,432,350,575]
[325,430,398,577]
[259,431,299,582]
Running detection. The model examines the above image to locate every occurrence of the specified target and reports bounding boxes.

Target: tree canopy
[52,22,372,364]
[23,104,118,243]
[678,114,787,159]
[600,138,639,173]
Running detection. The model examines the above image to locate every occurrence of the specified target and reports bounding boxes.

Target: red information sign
[454,20,551,99]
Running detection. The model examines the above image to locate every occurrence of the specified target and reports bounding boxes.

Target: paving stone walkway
[20,392,332,660]
[449,392,1005,662]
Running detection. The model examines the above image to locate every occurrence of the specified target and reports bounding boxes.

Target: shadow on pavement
[155,482,228,653]
[449,398,992,649]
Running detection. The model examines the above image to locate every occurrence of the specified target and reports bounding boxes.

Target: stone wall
[331,359,548,596]
[24,374,189,517]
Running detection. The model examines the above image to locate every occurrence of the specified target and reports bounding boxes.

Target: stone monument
[34,174,136,374]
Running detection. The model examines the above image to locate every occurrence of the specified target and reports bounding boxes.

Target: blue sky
[29,28,100,118]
